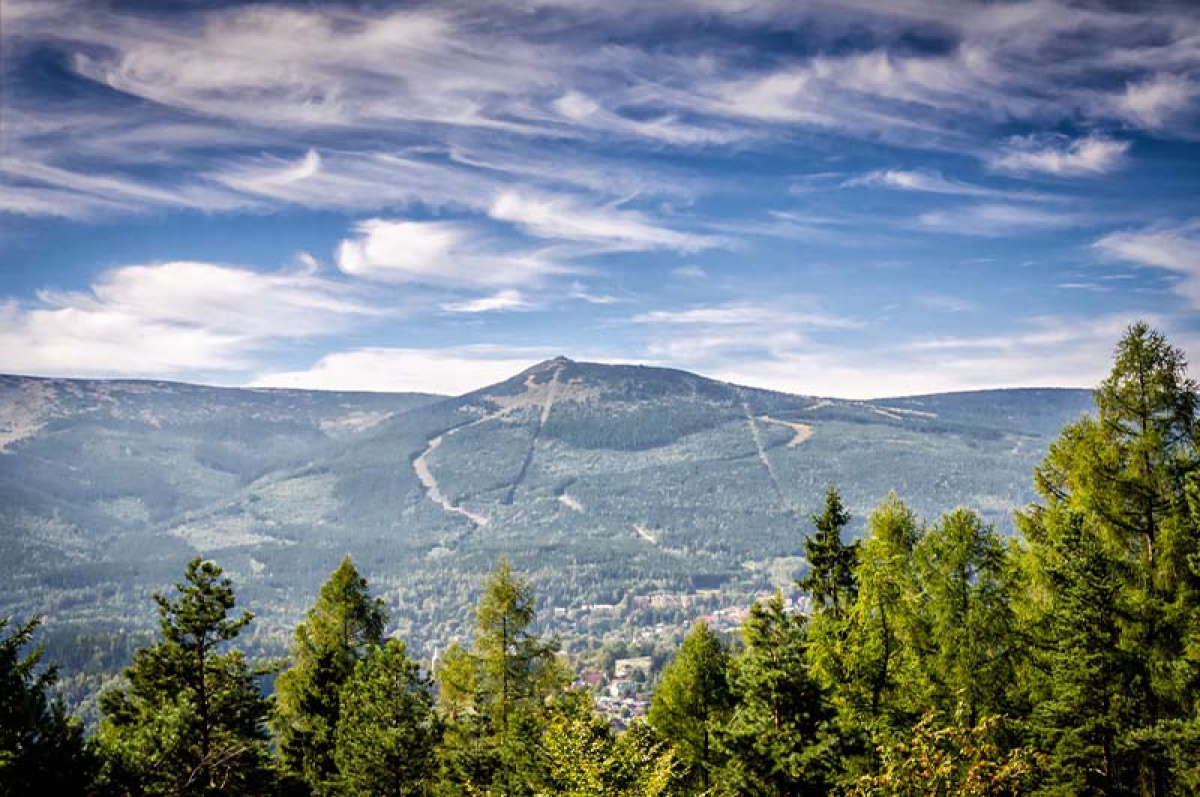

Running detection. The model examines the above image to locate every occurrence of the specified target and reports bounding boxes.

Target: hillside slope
[0,362,1092,669]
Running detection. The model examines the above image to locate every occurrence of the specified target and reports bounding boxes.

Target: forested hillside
[4,322,1198,795]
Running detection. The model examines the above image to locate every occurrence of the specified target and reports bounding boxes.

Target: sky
[2,0,1199,399]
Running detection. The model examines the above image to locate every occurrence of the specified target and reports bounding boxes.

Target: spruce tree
[800,486,859,614]
[334,639,441,797]
[716,593,836,796]
[94,558,274,796]
[0,616,93,797]
[274,555,387,796]
[648,620,733,792]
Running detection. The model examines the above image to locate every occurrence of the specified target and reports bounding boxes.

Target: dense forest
[3,322,1199,796]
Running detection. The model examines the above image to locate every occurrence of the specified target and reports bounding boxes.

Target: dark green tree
[799,486,859,614]
[648,620,733,792]
[94,558,274,796]
[334,639,441,797]
[0,616,93,797]
[274,555,387,795]
[716,593,836,796]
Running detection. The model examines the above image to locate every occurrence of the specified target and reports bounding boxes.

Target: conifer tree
[834,493,920,728]
[648,620,733,792]
[716,594,836,796]
[912,508,1020,724]
[334,639,441,797]
[0,616,93,797]
[94,558,274,796]
[1018,322,1200,792]
[437,558,561,796]
[274,555,387,795]
[799,486,859,614]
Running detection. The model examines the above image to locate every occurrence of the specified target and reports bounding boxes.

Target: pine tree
[274,555,387,796]
[716,594,836,796]
[94,558,274,796]
[334,639,441,797]
[0,616,93,797]
[648,620,733,792]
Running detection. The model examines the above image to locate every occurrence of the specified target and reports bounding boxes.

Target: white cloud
[441,290,534,313]
[672,265,708,279]
[1095,222,1200,307]
[336,219,567,287]
[250,345,555,395]
[0,261,373,378]
[992,134,1129,176]
[640,313,1178,398]
[488,190,716,252]
[844,168,1048,201]
[917,203,1082,236]
[1116,73,1195,130]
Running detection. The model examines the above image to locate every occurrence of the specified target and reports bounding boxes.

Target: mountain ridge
[0,361,1095,715]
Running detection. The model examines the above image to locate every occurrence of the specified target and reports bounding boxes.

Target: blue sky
[2,0,1198,398]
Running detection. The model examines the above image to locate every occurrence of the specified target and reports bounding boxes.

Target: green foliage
[538,693,679,797]
[849,710,1044,797]
[648,621,733,792]
[437,559,563,796]
[274,555,388,795]
[0,616,93,797]
[836,494,921,728]
[334,639,441,797]
[93,558,274,796]
[911,508,1021,724]
[716,594,837,796]
[1018,322,1200,794]
[799,486,858,615]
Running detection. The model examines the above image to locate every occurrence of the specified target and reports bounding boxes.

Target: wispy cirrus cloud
[488,190,717,253]
[917,203,1084,236]
[992,134,1129,176]
[1095,221,1200,307]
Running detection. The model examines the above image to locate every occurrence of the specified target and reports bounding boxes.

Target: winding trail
[413,433,491,527]
[757,415,813,447]
[503,365,561,505]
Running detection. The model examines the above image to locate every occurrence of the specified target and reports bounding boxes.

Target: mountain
[0,362,1093,706]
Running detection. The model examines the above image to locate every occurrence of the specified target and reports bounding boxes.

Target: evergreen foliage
[93,558,274,796]
[648,621,733,792]
[0,616,92,797]
[716,593,836,796]
[273,555,388,796]
[333,639,441,797]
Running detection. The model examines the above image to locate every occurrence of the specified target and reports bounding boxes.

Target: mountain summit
[0,365,1092,660]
